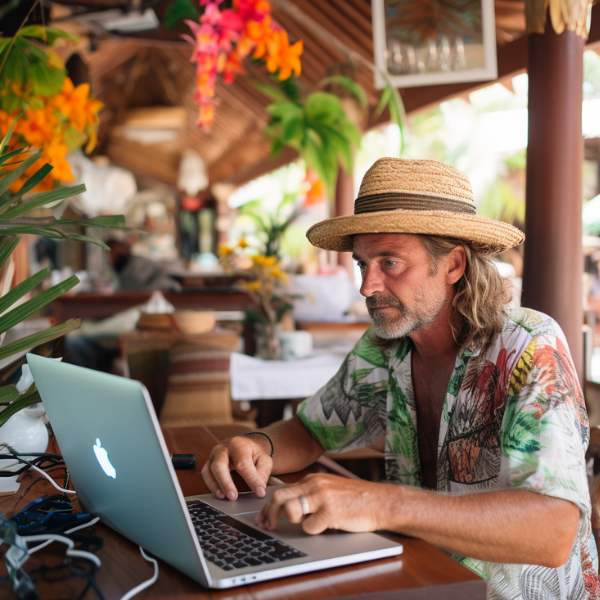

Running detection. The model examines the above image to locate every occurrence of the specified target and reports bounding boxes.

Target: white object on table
[230,351,345,401]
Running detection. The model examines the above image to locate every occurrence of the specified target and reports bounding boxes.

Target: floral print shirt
[298,307,600,600]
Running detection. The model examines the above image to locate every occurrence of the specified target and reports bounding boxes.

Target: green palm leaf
[0,384,19,406]
[0,319,80,362]
[0,236,18,269]
[1,183,86,218]
[320,75,368,109]
[0,274,79,335]
[0,267,50,316]
[0,387,41,427]
[0,150,41,199]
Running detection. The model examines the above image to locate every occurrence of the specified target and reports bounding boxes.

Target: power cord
[27,516,100,554]
[0,444,76,495]
[22,533,101,568]
[120,546,159,600]
[0,445,161,598]
[1,508,104,598]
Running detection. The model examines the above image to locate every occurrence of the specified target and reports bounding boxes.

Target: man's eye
[356,261,366,270]
[383,259,397,268]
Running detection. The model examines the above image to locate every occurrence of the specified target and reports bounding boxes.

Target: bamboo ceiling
[44,1,595,188]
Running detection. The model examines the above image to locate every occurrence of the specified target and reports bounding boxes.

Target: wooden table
[0,425,485,599]
[49,290,252,322]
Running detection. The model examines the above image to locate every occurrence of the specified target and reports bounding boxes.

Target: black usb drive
[171,453,196,470]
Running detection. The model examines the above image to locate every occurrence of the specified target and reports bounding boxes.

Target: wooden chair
[160,329,254,427]
[121,327,256,427]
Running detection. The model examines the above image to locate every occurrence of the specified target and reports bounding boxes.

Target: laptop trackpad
[190,487,278,517]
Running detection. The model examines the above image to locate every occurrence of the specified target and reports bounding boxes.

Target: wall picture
[372,0,497,88]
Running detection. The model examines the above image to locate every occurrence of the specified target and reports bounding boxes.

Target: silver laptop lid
[26,354,210,586]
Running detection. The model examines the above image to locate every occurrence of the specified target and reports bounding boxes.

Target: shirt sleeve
[297,332,389,452]
[501,330,591,516]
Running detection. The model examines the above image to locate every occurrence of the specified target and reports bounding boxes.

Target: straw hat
[307,158,524,254]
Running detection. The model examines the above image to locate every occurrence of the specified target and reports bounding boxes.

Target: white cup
[278,331,313,360]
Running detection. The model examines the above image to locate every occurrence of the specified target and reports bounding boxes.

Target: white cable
[0,443,76,495]
[120,546,159,600]
[26,462,77,495]
[22,533,101,568]
[27,516,100,554]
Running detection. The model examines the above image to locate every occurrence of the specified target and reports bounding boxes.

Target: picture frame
[371,0,497,89]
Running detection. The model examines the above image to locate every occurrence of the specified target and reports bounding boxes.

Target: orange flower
[187,0,302,130]
[245,15,274,59]
[197,103,216,129]
[52,78,102,133]
[43,139,74,182]
[265,30,302,80]
[1,77,101,189]
[303,172,326,206]
[16,107,57,147]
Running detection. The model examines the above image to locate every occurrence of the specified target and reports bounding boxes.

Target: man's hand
[256,473,383,534]
[201,435,273,501]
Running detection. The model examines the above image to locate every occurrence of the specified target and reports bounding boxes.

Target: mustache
[365,295,404,310]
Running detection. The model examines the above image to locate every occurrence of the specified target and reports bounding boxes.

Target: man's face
[352,233,451,340]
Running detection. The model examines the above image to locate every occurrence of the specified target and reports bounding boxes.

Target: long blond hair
[419,235,511,351]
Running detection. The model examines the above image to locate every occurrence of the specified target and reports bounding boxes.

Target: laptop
[27,353,403,589]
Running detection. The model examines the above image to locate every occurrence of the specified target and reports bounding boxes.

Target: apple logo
[93,438,117,479]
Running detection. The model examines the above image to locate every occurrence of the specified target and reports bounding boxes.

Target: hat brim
[306,209,525,254]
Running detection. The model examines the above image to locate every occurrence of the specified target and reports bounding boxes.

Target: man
[106,238,180,292]
[202,158,599,599]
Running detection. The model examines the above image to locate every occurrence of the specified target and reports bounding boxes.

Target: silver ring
[298,495,310,516]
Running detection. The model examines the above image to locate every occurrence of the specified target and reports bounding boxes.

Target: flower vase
[255,321,282,360]
[0,404,49,493]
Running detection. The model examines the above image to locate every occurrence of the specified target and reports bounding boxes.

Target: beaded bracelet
[243,431,274,457]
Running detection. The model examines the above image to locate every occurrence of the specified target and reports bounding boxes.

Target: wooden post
[522,19,585,380]
[334,168,354,278]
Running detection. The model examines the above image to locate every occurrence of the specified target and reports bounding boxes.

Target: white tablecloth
[230,351,345,401]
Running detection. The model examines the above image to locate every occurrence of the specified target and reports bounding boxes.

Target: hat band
[354,193,476,215]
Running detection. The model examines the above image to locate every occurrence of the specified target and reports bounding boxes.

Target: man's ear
[446,246,466,285]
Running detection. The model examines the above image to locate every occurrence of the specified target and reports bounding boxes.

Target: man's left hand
[256,473,386,534]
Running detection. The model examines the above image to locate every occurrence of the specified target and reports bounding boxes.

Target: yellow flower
[269,266,287,281]
[237,237,249,249]
[218,243,234,256]
[263,255,278,267]
[241,280,262,292]
[251,255,268,267]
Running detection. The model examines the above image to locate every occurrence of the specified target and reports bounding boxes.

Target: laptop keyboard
[187,500,306,571]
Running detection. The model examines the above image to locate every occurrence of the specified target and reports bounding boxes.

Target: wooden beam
[105,136,180,186]
[522,22,585,380]
[208,128,297,185]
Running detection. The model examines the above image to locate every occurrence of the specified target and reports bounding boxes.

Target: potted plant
[257,74,405,196]
[0,135,124,491]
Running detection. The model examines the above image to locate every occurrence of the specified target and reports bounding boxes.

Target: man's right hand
[201,434,273,501]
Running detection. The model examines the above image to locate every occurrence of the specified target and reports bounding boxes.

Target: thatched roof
[46,1,595,188]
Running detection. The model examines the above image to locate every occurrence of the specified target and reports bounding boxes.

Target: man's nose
[359,265,384,297]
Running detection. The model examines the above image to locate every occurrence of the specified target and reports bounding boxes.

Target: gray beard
[369,308,422,339]
[367,300,441,340]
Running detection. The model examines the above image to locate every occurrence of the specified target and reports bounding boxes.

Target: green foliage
[320,75,368,109]
[0,138,125,428]
[258,74,406,194]
[479,178,525,225]
[239,191,300,259]
[0,26,76,113]
[374,81,406,153]
[584,50,600,100]
[163,0,199,28]
[263,83,361,193]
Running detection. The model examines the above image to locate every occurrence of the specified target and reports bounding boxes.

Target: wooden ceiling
[47,1,567,189]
